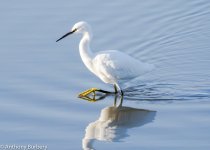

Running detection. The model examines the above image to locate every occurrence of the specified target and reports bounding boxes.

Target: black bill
[56,29,77,42]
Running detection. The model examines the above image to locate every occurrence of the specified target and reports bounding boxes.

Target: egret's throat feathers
[56,21,154,95]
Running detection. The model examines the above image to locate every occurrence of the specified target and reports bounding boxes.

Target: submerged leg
[113,94,124,107]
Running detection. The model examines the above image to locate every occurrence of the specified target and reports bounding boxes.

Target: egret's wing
[93,50,154,83]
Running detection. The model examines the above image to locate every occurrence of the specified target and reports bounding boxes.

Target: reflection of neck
[79,32,94,73]
[82,138,95,150]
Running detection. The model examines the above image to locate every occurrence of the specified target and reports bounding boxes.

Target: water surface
[0,0,210,150]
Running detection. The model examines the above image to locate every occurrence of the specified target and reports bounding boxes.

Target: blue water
[0,0,210,150]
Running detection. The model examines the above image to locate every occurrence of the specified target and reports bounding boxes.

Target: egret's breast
[92,54,117,84]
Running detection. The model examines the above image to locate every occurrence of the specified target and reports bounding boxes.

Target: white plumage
[56,21,154,95]
[93,50,154,85]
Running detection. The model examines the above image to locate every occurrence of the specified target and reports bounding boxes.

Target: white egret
[56,21,154,96]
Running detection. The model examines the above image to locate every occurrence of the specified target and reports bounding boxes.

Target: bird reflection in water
[80,95,156,150]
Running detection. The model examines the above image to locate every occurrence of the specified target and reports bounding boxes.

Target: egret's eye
[72,28,77,32]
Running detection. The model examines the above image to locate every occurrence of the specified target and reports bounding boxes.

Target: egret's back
[93,50,154,85]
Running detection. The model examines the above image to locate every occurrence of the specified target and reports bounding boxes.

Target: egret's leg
[120,89,124,96]
[97,89,112,94]
[115,84,124,96]
[114,84,118,94]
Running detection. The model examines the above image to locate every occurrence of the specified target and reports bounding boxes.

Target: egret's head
[56,21,91,42]
[72,21,91,34]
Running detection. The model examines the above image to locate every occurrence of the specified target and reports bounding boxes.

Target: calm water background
[0,0,210,150]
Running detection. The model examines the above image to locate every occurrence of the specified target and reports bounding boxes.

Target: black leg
[114,84,124,96]
[96,89,112,94]
[120,89,124,96]
[114,84,118,94]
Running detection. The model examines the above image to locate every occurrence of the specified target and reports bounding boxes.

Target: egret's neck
[79,31,94,72]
